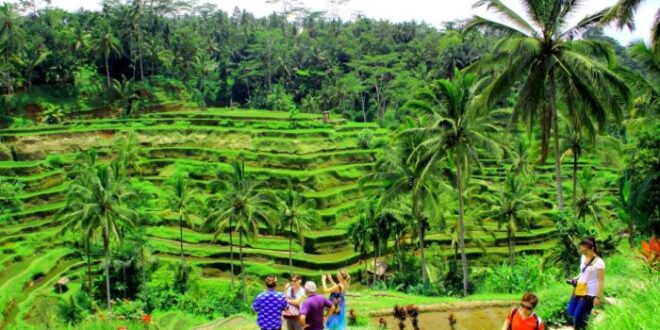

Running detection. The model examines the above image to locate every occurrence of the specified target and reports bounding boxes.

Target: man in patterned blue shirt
[253,275,289,330]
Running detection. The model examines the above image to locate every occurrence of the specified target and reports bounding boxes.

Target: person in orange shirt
[501,292,545,330]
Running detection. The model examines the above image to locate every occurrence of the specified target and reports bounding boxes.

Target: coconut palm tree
[274,182,319,275]
[58,164,136,311]
[348,207,374,286]
[348,201,379,286]
[359,134,441,287]
[481,174,541,266]
[93,30,122,88]
[204,162,271,302]
[559,114,622,208]
[108,77,139,117]
[163,172,199,265]
[574,167,607,226]
[600,0,660,54]
[405,70,504,296]
[113,130,143,177]
[468,0,631,210]
[0,4,23,61]
[613,171,653,244]
[506,136,537,179]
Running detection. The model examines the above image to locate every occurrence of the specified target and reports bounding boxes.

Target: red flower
[142,314,152,324]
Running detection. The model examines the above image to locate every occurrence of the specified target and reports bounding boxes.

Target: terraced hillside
[0,108,620,328]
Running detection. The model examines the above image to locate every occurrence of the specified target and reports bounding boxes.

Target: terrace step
[144,147,377,170]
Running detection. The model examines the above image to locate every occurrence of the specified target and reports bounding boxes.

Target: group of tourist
[254,237,604,330]
[503,237,606,330]
[253,270,350,330]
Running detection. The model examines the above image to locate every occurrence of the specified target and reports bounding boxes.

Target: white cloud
[7,0,659,45]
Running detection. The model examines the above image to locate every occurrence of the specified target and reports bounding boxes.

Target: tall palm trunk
[289,222,293,275]
[549,76,565,210]
[102,226,112,311]
[85,238,93,300]
[413,195,428,287]
[239,231,246,302]
[456,157,469,296]
[141,246,148,304]
[105,53,111,88]
[507,225,515,267]
[572,147,579,208]
[229,220,235,290]
[179,211,184,264]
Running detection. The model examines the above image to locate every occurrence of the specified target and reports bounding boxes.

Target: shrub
[639,237,660,271]
[356,130,373,149]
[534,284,571,328]
[57,292,90,326]
[46,154,65,169]
[475,255,561,294]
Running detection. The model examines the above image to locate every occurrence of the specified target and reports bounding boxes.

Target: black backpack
[508,307,540,330]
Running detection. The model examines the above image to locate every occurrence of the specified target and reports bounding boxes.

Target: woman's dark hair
[579,237,599,256]
[291,274,302,282]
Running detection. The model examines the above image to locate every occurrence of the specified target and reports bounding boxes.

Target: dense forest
[0,0,659,329]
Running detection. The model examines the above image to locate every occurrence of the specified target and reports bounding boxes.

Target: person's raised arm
[322,274,340,293]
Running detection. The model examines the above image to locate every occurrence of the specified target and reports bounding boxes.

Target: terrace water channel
[370,302,512,330]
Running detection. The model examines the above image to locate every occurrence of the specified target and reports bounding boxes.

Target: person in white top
[283,274,306,330]
[566,238,605,330]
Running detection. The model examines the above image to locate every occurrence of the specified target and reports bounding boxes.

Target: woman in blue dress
[322,269,350,330]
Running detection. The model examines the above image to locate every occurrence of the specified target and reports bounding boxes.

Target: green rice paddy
[0,107,619,328]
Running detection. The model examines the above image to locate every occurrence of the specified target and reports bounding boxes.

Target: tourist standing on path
[566,238,605,330]
[300,281,335,330]
[501,292,545,330]
[322,269,350,330]
[284,275,305,330]
[253,276,289,330]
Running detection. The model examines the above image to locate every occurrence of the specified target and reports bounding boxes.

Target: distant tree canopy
[0,1,497,122]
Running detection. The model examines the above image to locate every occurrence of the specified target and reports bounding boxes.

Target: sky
[7,0,659,45]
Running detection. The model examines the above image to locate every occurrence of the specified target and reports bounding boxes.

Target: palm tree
[58,164,136,311]
[481,174,541,266]
[348,201,379,286]
[14,48,49,91]
[274,182,319,275]
[348,206,375,286]
[612,171,653,244]
[574,167,607,226]
[621,42,659,129]
[163,172,199,265]
[559,115,622,208]
[109,77,139,117]
[0,4,23,61]
[359,135,440,287]
[93,30,122,88]
[468,0,630,210]
[113,130,143,177]
[600,0,660,54]
[405,70,504,296]
[204,162,270,301]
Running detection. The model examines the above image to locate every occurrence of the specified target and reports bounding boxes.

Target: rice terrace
[0,0,658,329]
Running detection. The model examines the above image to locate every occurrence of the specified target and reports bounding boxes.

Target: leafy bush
[177,280,256,319]
[46,154,66,168]
[591,279,660,330]
[357,130,373,149]
[475,255,561,294]
[534,284,571,327]
[57,291,91,326]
